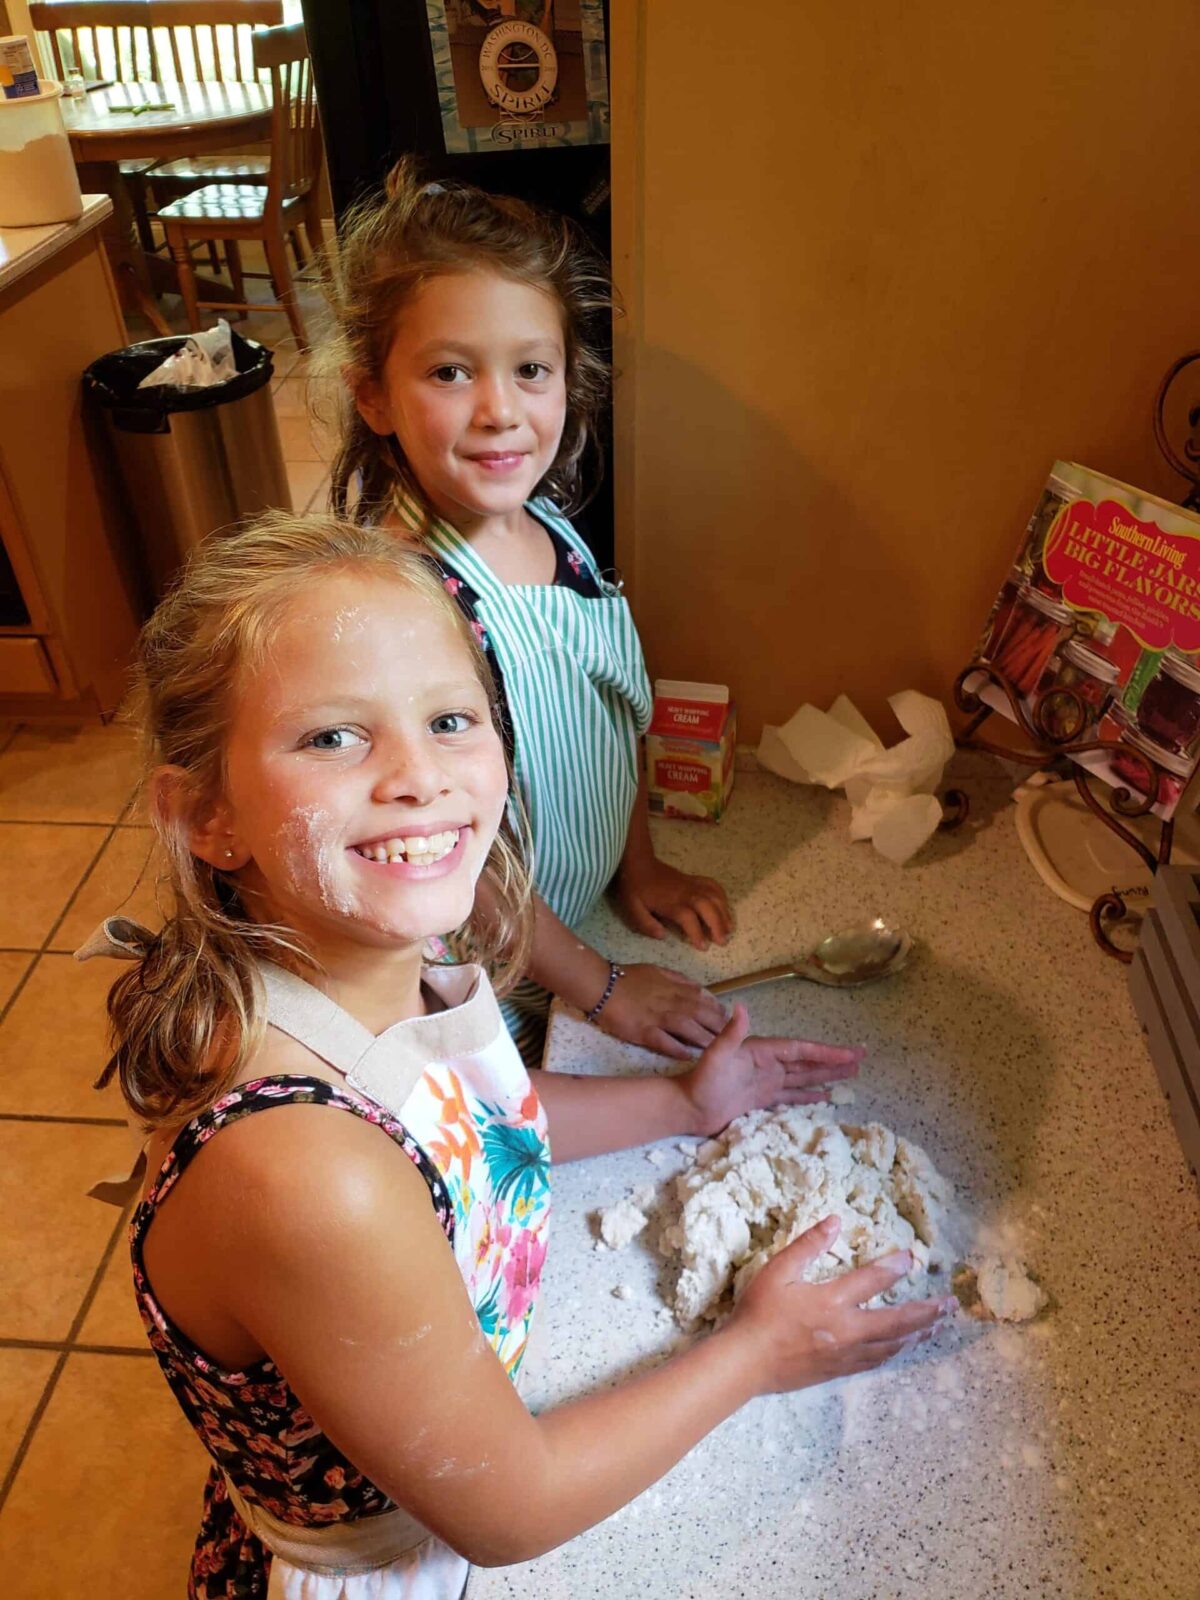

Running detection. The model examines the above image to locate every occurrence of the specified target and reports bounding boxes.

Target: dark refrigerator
[300,0,615,567]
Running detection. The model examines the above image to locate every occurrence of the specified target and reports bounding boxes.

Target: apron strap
[254,961,501,1113]
[255,961,379,1077]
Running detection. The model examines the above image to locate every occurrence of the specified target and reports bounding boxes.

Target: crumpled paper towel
[757,689,955,864]
[138,318,236,388]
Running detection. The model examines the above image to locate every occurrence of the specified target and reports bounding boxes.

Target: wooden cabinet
[0,198,143,718]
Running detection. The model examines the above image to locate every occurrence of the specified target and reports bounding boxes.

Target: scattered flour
[953,1256,1047,1323]
[654,1106,955,1325]
[612,1284,635,1301]
[645,1148,668,1167]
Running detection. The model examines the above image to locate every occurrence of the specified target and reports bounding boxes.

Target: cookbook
[973,462,1200,819]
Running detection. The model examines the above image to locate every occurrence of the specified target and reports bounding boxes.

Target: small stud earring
[224,849,235,860]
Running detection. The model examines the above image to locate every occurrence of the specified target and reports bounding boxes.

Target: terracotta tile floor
[0,719,209,1595]
[0,234,341,1595]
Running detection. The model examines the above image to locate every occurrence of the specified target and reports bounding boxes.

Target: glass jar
[1024,486,1066,564]
[1038,637,1121,738]
[1121,648,1165,714]
[1110,722,1193,810]
[1025,481,1073,595]
[992,585,1075,697]
[979,565,1027,661]
[1134,648,1200,759]
[1074,614,1118,650]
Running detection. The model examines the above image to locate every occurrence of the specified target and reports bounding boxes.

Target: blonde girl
[96,512,952,1599]
[326,159,734,1065]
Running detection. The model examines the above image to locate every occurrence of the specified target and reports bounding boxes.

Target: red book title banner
[1045,499,1200,653]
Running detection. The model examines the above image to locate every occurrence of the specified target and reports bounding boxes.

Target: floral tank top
[130,963,551,1599]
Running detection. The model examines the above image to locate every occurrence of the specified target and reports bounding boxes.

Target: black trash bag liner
[83,331,274,433]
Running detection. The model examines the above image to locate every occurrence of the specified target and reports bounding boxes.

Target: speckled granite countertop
[470,757,1200,1600]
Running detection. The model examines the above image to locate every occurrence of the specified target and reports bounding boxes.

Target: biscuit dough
[644,1107,952,1324]
[953,1256,1046,1323]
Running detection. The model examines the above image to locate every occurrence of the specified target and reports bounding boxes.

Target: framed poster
[424,0,610,154]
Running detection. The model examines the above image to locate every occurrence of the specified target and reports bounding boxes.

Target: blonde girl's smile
[350,824,469,872]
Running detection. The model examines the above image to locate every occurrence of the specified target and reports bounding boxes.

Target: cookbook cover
[424,0,610,154]
[972,461,1200,819]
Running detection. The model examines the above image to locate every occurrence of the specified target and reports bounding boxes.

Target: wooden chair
[32,0,162,82]
[31,1,164,253]
[158,23,325,347]
[136,1,283,196]
[32,0,281,85]
[33,3,284,265]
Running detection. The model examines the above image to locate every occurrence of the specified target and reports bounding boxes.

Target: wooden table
[63,79,271,333]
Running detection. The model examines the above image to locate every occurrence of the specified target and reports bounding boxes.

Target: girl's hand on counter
[729,1217,955,1395]
[681,1005,863,1136]
[614,855,733,951]
[599,963,728,1059]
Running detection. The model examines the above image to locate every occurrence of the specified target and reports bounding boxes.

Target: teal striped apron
[393,493,652,1065]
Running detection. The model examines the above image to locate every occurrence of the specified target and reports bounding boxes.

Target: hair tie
[73,916,159,964]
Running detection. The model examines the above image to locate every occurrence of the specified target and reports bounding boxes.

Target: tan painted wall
[610,1,1199,737]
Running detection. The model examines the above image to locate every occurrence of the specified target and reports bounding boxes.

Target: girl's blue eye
[430,712,473,735]
[305,727,366,752]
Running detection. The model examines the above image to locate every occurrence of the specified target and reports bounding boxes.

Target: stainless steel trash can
[83,331,291,597]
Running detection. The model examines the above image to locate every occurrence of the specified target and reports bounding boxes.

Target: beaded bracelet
[584,960,626,1024]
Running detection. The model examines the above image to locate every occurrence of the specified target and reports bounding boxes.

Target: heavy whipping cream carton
[646,680,736,822]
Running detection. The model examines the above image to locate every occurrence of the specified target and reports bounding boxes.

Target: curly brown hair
[322,155,616,528]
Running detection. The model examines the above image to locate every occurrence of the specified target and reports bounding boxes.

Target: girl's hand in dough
[681,1005,863,1135]
[599,963,728,1059]
[730,1216,955,1394]
[615,856,733,950]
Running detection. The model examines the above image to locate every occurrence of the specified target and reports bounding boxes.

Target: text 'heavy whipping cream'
[646,680,736,822]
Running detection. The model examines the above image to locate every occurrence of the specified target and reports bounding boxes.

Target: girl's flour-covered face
[220,574,508,953]
[356,268,568,525]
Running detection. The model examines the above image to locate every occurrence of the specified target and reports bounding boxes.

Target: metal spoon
[709,922,912,995]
